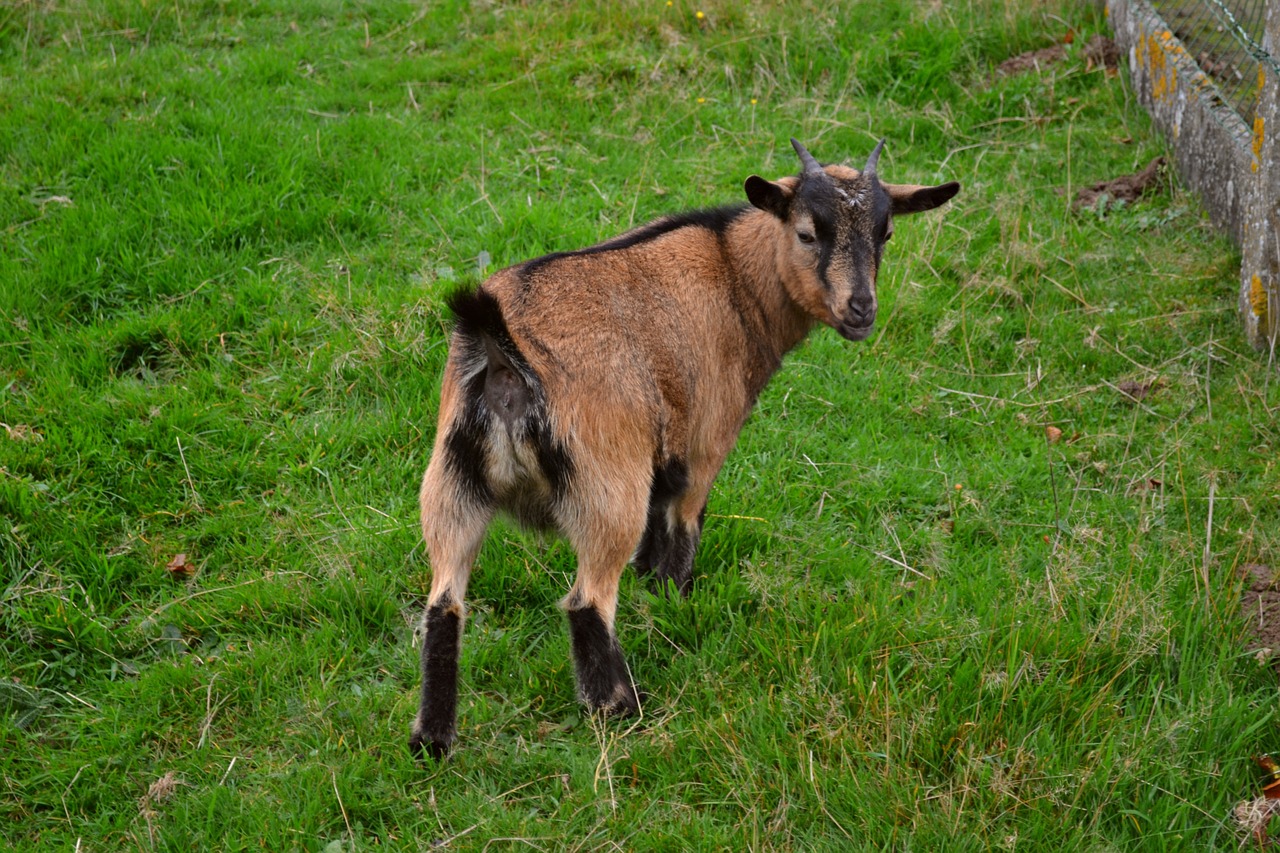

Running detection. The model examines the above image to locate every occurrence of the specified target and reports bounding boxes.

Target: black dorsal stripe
[520,204,751,277]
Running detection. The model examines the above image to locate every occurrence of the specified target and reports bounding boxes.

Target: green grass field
[3,0,1278,848]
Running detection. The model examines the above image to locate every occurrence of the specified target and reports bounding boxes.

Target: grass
[2,0,1279,848]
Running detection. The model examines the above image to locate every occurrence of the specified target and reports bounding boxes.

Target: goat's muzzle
[838,320,875,342]
[838,301,876,341]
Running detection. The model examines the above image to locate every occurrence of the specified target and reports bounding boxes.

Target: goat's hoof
[650,572,693,599]
[409,730,452,762]
[592,683,642,718]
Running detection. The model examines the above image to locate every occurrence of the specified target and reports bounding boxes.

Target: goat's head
[745,137,959,341]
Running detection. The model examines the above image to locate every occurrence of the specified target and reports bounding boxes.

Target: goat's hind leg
[410,458,492,760]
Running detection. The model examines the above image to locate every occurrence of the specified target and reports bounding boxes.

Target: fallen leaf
[165,553,193,578]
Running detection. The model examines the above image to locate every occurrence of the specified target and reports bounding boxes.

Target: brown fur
[409,140,959,758]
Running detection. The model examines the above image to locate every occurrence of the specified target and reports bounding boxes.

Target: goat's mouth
[837,319,875,341]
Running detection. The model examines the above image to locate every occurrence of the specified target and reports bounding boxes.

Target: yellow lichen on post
[1146,33,1179,101]
[1152,49,1166,97]
[1253,116,1265,173]
[1251,274,1269,320]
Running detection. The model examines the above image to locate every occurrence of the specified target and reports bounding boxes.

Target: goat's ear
[886,181,960,215]
[745,175,793,218]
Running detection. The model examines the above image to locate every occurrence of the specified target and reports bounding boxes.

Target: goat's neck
[724,210,817,361]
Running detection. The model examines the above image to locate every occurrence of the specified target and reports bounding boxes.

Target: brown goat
[410,138,959,758]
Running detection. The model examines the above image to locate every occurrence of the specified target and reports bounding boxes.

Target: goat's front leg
[645,442,733,596]
[563,498,647,716]
[647,506,703,596]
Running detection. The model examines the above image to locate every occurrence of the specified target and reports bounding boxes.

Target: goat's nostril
[848,302,874,324]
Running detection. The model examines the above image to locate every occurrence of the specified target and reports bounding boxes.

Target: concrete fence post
[1240,1,1279,352]
[1107,0,1279,353]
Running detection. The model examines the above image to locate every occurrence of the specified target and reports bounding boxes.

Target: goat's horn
[790,138,824,176]
[864,138,886,176]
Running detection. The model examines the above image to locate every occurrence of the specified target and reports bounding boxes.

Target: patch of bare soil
[996,44,1067,76]
[1072,156,1167,210]
[996,35,1119,77]
[1082,34,1121,71]
[1112,377,1165,402]
[1241,563,1280,655]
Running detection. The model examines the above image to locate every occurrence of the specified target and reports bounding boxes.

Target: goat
[410,137,959,758]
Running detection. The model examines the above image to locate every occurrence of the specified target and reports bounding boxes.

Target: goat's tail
[446,288,535,430]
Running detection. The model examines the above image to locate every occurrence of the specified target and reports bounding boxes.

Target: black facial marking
[566,607,640,715]
[410,601,463,760]
[869,183,892,264]
[795,173,846,288]
[521,205,750,277]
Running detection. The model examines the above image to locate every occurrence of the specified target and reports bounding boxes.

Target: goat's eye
[797,230,816,244]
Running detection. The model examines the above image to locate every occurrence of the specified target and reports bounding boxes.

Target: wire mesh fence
[1150,0,1275,120]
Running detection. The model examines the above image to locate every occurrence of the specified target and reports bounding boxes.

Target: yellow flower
[697,97,706,103]
[696,10,705,19]
[750,98,758,104]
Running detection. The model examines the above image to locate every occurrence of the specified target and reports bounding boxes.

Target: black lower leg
[635,461,689,575]
[566,606,640,715]
[633,510,671,575]
[652,522,701,596]
[409,600,462,760]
